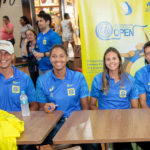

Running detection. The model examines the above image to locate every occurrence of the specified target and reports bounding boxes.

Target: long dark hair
[101,47,127,94]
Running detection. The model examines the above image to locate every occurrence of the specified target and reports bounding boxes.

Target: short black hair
[3,16,9,21]
[38,13,51,25]
[49,44,68,57]
[20,16,30,24]
[144,41,150,53]
[64,13,69,19]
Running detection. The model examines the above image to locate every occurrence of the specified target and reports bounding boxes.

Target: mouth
[0,60,7,63]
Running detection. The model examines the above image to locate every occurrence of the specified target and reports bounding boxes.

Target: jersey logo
[67,88,75,96]
[49,86,54,92]
[148,82,150,85]
[43,40,46,45]
[120,90,127,97]
[67,84,73,87]
[50,93,53,97]
[12,85,20,93]
[13,81,20,84]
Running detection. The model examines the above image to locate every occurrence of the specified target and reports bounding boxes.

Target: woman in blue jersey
[90,47,139,150]
[36,45,100,150]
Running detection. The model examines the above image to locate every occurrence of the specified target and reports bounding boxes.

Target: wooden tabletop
[10,111,63,145]
[53,109,150,144]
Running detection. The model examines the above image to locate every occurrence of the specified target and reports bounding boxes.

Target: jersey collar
[51,67,71,81]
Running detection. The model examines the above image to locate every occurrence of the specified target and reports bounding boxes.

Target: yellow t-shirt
[0,110,24,150]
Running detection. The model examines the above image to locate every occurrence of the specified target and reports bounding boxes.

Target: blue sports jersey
[90,73,138,110]
[0,66,36,111]
[36,67,89,118]
[36,29,62,71]
[135,64,150,107]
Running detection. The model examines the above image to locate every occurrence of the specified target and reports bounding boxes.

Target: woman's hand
[44,103,56,113]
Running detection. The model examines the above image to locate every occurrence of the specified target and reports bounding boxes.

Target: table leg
[101,143,106,150]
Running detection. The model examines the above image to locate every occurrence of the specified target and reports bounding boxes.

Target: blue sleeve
[25,75,36,103]
[36,78,47,103]
[129,78,139,100]
[135,71,146,94]
[90,76,100,98]
[51,32,62,45]
[79,74,89,98]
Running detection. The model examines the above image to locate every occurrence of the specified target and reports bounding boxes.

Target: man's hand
[44,103,56,113]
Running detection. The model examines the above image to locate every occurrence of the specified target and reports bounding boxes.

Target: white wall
[0,0,23,57]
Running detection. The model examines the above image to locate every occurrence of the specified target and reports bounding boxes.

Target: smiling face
[0,50,12,69]
[105,51,120,72]
[50,47,68,72]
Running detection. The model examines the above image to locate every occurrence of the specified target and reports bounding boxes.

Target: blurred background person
[0,16,15,45]
[61,13,75,53]
[35,12,62,75]
[20,16,32,58]
[23,29,39,87]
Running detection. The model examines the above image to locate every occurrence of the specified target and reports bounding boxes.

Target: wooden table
[10,111,63,145]
[53,109,150,144]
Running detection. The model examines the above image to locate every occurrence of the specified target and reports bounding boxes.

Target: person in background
[20,16,32,58]
[23,29,39,87]
[35,12,62,75]
[0,16,15,45]
[36,44,92,149]
[0,40,38,112]
[90,47,139,150]
[135,41,150,150]
[61,13,75,53]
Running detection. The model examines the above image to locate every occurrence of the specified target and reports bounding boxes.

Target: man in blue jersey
[34,12,62,75]
[135,41,150,150]
[0,40,38,111]
[135,41,150,108]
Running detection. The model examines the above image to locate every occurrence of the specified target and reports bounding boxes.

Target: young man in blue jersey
[34,12,62,75]
[135,41,150,150]
[135,41,150,108]
[0,40,38,112]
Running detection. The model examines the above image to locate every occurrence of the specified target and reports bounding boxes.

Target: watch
[44,52,46,57]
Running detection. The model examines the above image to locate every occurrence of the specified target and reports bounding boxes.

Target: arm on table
[90,97,99,110]
[139,93,149,108]
[29,101,39,110]
[131,99,139,108]
[80,97,89,110]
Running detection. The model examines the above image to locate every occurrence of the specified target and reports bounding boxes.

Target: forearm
[140,102,149,108]
[90,104,99,110]
[29,102,39,110]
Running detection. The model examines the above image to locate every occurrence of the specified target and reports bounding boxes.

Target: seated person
[0,40,38,112]
[135,41,150,150]
[90,47,139,150]
[36,44,94,149]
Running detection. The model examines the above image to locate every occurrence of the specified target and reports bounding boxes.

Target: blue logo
[95,21,147,40]
[95,22,113,40]
[120,1,132,15]
[146,1,150,12]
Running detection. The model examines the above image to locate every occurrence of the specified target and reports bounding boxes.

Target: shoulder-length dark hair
[101,47,127,94]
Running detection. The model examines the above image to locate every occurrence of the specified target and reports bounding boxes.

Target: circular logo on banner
[95,21,113,40]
